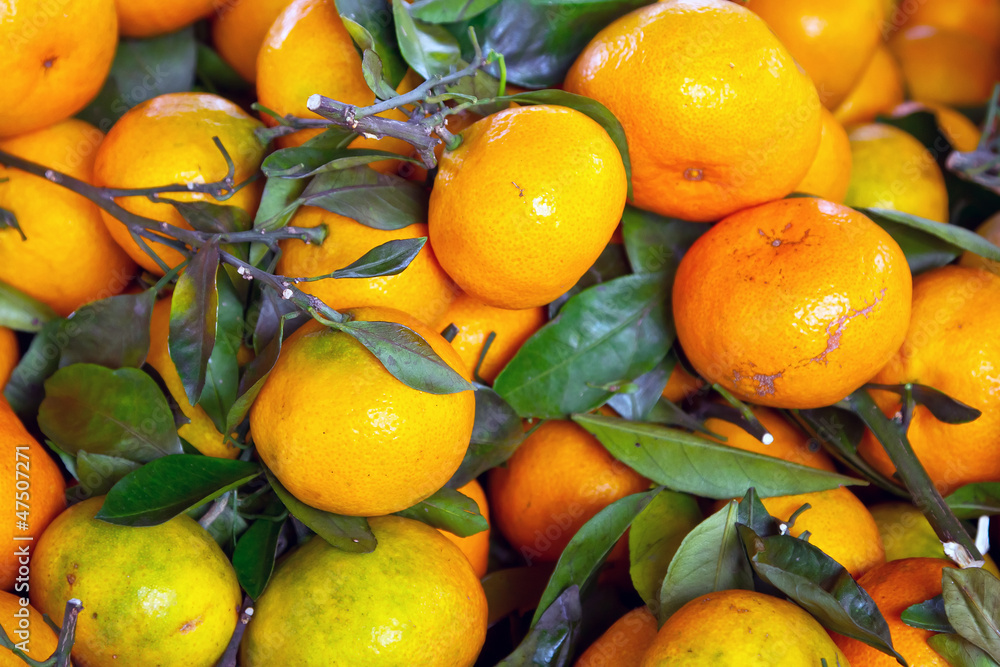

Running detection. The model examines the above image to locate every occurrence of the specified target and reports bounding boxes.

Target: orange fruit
[672,197,912,409]
[795,108,853,203]
[0,0,117,138]
[833,44,906,127]
[892,101,982,152]
[743,0,885,109]
[565,0,821,222]
[240,515,488,666]
[435,293,546,382]
[575,606,658,667]
[0,590,58,664]
[439,479,490,579]
[0,329,15,388]
[31,496,241,667]
[0,120,136,316]
[640,589,848,666]
[959,212,1000,273]
[249,307,476,516]
[859,266,1000,495]
[93,93,266,275]
[761,486,886,577]
[277,208,456,326]
[832,558,955,666]
[660,363,703,403]
[256,0,416,156]
[0,397,65,591]
[148,298,240,459]
[488,420,649,563]
[115,0,215,37]
[901,0,1000,49]
[704,406,836,472]
[428,104,627,309]
[211,0,294,83]
[844,123,949,222]
[889,26,1000,107]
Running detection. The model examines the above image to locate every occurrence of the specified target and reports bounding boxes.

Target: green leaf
[606,355,672,421]
[574,413,862,498]
[0,279,57,332]
[335,0,407,86]
[95,455,261,526]
[3,319,63,419]
[395,487,488,537]
[498,585,582,667]
[902,595,954,633]
[76,28,197,128]
[263,147,418,179]
[393,0,463,79]
[303,166,429,230]
[494,89,632,199]
[359,47,400,101]
[338,320,474,394]
[171,201,250,234]
[862,208,1000,264]
[75,452,141,497]
[38,364,182,462]
[325,237,426,279]
[233,517,284,600]
[195,42,253,93]
[169,243,220,405]
[947,483,1000,519]
[196,272,243,433]
[495,273,672,419]
[657,501,752,622]
[251,177,308,266]
[531,487,661,626]
[225,314,286,435]
[621,206,708,274]
[547,243,630,318]
[265,468,376,553]
[483,565,555,626]
[929,634,1000,667]
[448,385,525,487]
[737,524,904,663]
[59,289,155,369]
[942,568,1000,662]
[628,490,702,607]
[867,382,982,424]
[408,0,500,22]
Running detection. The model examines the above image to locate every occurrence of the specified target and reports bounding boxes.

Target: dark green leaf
[468,0,647,89]
[262,147,418,179]
[947,483,1000,519]
[225,314,285,434]
[942,568,1000,662]
[862,208,1000,264]
[359,47,399,101]
[0,279,56,332]
[265,468,376,552]
[335,0,407,86]
[251,177,308,266]
[531,487,661,626]
[657,501,752,622]
[929,634,1000,667]
[233,517,284,600]
[38,364,182,462]
[169,243,220,405]
[738,525,904,663]
[448,384,525,487]
[621,206,707,274]
[902,595,954,633]
[0,207,25,241]
[338,320,474,394]
[408,0,500,22]
[735,488,783,537]
[498,585,582,667]
[628,489,702,607]
[326,237,426,279]
[393,0,463,79]
[3,319,64,419]
[303,166,429,230]
[96,455,260,526]
[59,289,154,369]
[495,273,672,418]
[75,452,141,497]
[867,383,982,424]
[395,487,488,537]
[172,201,250,234]
[606,356,672,421]
[574,413,862,498]
[76,28,197,128]
[547,243,630,318]
[195,43,252,93]
[197,272,243,433]
[483,565,555,626]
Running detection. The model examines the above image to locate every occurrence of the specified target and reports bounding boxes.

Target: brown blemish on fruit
[733,368,782,397]
[179,616,203,634]
[66,573,76,587]
[683,167,704,181]
[810,290,885,365]
[42,56,56,69]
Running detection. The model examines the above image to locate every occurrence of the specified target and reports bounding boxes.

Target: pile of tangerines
[1,0,1000,665]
